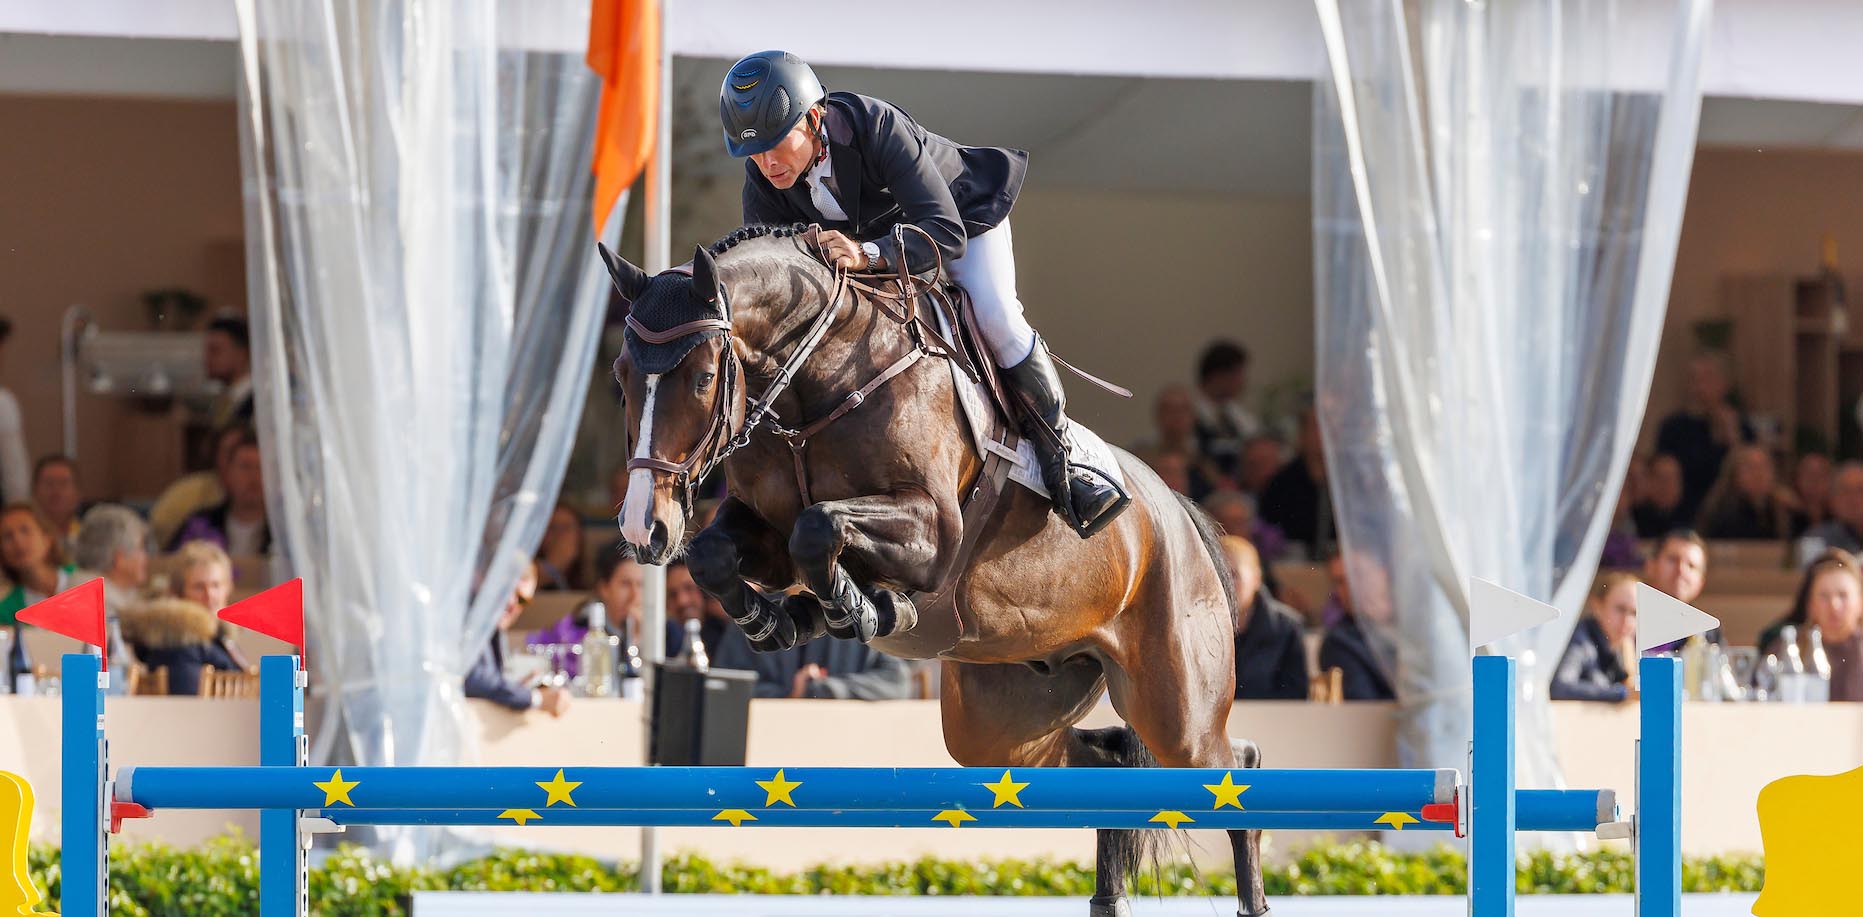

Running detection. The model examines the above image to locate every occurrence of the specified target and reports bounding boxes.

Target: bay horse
[602,224,1268,917]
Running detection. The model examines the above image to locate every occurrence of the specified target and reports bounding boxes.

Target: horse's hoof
[739,591,800,653]
[868,587,917,637]
[823,601,879,643]
[1087,895,1131,917]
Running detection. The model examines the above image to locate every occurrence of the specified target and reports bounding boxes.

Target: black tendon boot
[1001,337,1130,538]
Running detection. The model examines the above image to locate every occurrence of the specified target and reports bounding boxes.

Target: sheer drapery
[235,0,610,804]
[1310,0,1712,789]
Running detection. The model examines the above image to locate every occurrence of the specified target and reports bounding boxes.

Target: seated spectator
[120,597,241,696]
[1551,572,1639,702]
[1655,352,1753,522]
[72,504,152,669]
[1317,552,1396,701]
[167,540,251,670]
[30,455,83,556]
[1220,535,1309,700]
[1238,435,1286,498]
[1130,385,1227,499]
[1599,459,1646,570]
[1790,452,1834,537]
[0,503,77,626]
[1191,341,1261,479]
[535,503,590,591]
[1260,408,1336,559]
[170,430,271,556]
[1802,462,1863,556]
[148,425,246,549]
[465,562,570,717]
[1641,528,1717,651]
[1631,453,1688,539]
[0,317,28,507]
[1758,549,1863,702]
[1147,451,1194,496]
[666,560,705,623]
[532,545,681,673]
[205,314,254,431]
[1203,490,1287,596]
[1696,445,1796,540]
[710,622,912,699]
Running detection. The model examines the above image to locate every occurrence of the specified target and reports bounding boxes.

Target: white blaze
[620,374,660,548]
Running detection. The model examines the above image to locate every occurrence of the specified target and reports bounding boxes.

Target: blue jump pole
[315,808,1457,830]
[1637,655,1682,917]
[113,765,1458,814]
[60,652,106,917]
[1470,654,1517,917]
[259,655,306,917]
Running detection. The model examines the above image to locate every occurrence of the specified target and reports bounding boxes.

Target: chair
[125,664,170,697]
[197,666,261,699]
[1308,666,1344,704]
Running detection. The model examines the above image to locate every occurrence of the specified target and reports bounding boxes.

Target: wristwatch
[860,241,883,272]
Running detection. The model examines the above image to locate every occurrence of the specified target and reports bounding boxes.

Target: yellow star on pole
[1150,810,1195,829]
[1375,812,1420,831]
[536,769,582,807]
[713,809,758,827]
[982,770,1030,809]
[1203,772,1249,810]
[932,809,977,828]
[313,769,360,807]
[498,809,541,825]
[756,769,802,808]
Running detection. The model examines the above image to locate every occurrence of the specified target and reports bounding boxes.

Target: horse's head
[601,242,744,565]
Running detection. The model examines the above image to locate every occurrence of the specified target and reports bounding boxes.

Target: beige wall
[1647,147,1863,443]
[0,94,244,500]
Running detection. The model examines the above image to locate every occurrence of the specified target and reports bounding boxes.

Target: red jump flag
[17,578,107,666]
[218,578,305,653]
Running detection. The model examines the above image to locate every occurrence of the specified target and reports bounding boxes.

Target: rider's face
[750,117,818,190]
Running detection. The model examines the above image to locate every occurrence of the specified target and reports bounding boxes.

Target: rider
[719,50,1128,538]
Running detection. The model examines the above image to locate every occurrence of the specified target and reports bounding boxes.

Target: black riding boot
[1002,337,1130,538]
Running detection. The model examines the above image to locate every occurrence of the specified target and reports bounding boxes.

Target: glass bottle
[683,618,709,673]
[579,602,615,698]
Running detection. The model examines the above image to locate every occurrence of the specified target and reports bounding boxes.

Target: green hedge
[24,838,1763,916]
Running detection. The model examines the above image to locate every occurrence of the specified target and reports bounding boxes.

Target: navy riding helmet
[719,51,825,158]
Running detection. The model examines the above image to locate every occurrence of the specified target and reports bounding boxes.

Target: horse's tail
[1077,725,1168,899]
[1173,490,1240,633]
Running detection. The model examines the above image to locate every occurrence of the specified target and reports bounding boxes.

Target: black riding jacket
[741,91,1028,274]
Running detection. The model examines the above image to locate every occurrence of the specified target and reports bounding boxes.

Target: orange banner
[587,0,660,234]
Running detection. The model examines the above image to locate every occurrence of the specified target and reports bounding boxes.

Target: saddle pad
[936,311,1126,499]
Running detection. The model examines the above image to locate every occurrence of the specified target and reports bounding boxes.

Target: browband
[625,314,732,345]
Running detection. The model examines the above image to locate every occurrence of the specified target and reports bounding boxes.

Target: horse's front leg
[686,496,823,652]
[789,489,953,643]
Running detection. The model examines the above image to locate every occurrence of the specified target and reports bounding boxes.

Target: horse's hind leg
[686,497,820,652]
[790,491,952,642]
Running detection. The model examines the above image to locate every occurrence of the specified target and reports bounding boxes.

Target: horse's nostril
[649,520,669,559]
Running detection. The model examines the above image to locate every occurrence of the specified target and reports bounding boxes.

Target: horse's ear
[690,244,719,307]
[596,243,650,303]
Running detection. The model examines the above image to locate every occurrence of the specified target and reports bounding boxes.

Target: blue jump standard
[59,651,1683,917]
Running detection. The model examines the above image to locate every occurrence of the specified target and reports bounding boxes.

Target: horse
[601,224,1269,917]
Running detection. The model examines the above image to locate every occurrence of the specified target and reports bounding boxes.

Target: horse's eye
[695,371,716,393]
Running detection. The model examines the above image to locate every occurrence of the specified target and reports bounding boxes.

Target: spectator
[72,504,154,671]
[1203,489,1289,591]
[0,318,30,505]
[1631,454,1688,538]
[1551,571,1639,702]
[666,560,705,623]
[1802,462,1863,556]
[1640,528,1718,652]
[1130,385,1227,499]
[1317,552,1396,701]
[1220,535,1309,700]
[30,455,82,556]
[1654,352,1752,523]
[148,425,248,549]
[1696,445,1796,540]
[1790,452,1834,537]
[166,539,251,670]
[204,315,253,431]
[1191,341,1262,479]
[1238,436,1286,498]
[532,544,682,673]
[465,562,571,716]
[1147,451,1193,496]
[1259,408,1335,559]
[120,597,241,696]
[536,503,590,591]
[710,622,912,699]
[1758,549,1863,702]
[171,430,270,556]
[0,503,76,625]
[1600,464,1645,570]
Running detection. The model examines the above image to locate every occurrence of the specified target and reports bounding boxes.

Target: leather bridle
[624,225,960,512]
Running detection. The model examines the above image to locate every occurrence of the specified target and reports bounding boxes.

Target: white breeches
[948,218,1038,367]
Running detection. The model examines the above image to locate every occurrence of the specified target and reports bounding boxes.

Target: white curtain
[234,0,610,823]
[1309,0,1712,792]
